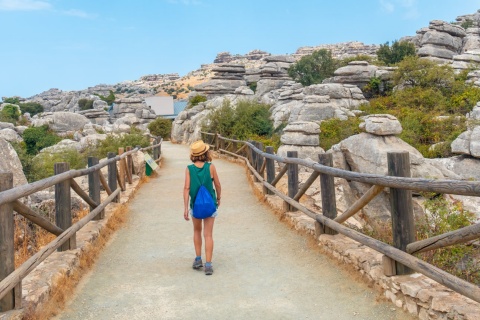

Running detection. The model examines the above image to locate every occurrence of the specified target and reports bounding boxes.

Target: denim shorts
[190,208,218,219]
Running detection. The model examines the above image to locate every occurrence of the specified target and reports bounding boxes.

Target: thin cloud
[0,0,51,11]
[379,0,394,13]
[62,9,97,19]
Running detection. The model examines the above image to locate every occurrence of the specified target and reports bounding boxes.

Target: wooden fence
[0,137,162,312]
[202,132,480,304]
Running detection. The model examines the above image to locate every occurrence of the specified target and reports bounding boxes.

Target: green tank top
[188,162,217,209]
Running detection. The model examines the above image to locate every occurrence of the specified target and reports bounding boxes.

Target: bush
[78,99,94,110]
[188,95,207,108]
[19,102,44,116]
[22,125,62,155]
[202,99,273,140]
[376,40,416,66]
[416,196,479,284]
[319,117,362,151]
[2,97,20,104]
[0,104,20,122]
[148,117,172,139]
[91,131,150,158]
[288,49,339,86]
[96,90,116,105]
[461,19,475,30]
[248,82,257,93]
[31,149,87,181]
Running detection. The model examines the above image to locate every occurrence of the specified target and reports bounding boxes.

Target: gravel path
[57,142,413,320]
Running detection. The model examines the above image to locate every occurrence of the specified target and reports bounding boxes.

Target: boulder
[434,155,480,181]
[79,134,107,150]
[0,138,28,187]
[451,126,480,158]
[32,112,89,133]
[359,114,402,136]
[280,121,320,146]
[0,128,23,143]
[39,139,83,153]
[327,61,377,89]
[277,144,325,163]
[0,122,15,130]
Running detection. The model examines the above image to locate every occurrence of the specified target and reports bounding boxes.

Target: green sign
[144,153,158,170]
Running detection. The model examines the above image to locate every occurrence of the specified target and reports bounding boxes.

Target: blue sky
[1,0,480,98]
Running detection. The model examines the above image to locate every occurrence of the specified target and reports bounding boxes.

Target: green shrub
[319,117,362,151]
[376,40,416,66]
[10,142,37,182]
[2,97,20,104]
[22,125,62,155]
[416,196,479,284]
[19,102,44,116]
[148,117,172,139]
[288,49,339,86]
[31,149,87,181]
[91,131,150,158]
[78,99,94,110]
[202,99,273,140]
[461,19,475,30]
[248,81,257,93]
[188,95,207,108]
[0,104,20,122]
[96,90,116,105]
[339,54,379,67]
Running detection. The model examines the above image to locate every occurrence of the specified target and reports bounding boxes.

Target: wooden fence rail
[203,132,480,304]
[0,138,162,312]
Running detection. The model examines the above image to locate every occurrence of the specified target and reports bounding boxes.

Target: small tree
[19,102,44,116]
[377,40,416,66]
[23,125,62,155]
[78,99,94,110]
[188,95,207,108]
[288,49,338,86]
[1,104,21,122]
[148,117,172,139]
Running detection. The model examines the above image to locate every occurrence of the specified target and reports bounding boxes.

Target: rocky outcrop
[269,83,367,128]
[39,139,83,153]
[213,50,270,64]
[139,73,180,82]
[111,98,156,123]
[324,61,396,91]
[451,104,480,158]
[277,121,324,161]
[194,64,248,98]
[295,41,379,60]
[359,114,402,136]
[32,112,90,134]
[78,109,110,125]
[0,128,23,143]
[0,138,27,187]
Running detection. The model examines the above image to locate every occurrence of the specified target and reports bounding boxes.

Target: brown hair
[190,150,212,162]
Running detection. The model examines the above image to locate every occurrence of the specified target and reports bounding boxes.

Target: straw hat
[190,140,210,156]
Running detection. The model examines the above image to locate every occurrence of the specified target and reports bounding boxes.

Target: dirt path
[57,142,412,319]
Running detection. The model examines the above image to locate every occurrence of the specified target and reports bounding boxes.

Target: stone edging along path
[219,154,480,320]
[1,173,146,320]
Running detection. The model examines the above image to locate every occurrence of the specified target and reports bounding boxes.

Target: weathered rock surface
[39,139,83,153]
[32,112,90,133]
[0,128,23,143]
[112,98,156,122]
[359,114,402,136]
[451,126,480,158]
[0,138,27,187]
[294,41,379,60]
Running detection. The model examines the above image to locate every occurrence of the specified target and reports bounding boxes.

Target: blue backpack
[192,165,216,219]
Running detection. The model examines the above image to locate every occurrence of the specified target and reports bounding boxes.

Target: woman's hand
[184,208,190,221]
[217,198,221,207]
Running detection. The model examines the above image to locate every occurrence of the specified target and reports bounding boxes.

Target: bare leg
[203,217,215,263]
[192,217,203,257]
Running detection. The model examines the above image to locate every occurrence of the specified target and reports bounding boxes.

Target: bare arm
[183,167,190,221]
[210,164,222,207]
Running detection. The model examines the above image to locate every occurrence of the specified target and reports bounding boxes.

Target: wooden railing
[0,137,162,313]
[202,132,480,303]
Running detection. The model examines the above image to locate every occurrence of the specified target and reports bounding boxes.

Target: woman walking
[183,140,221,275]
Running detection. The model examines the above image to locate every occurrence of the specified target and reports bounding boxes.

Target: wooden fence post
[118,148,126,190]
[108,152,119,203]
[0,172,15,311]
[88,157,104,220]
[319,153,338,235]
[264,146,275,195]
[250,141,259,182]
[126,146,134,178]
[388,152,415,275]
[256,142,264,176]
[284,151,298,212]
[55,163,75,251]
[232,137,238,154]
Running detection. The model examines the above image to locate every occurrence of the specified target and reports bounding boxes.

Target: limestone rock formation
[194,64,248,98]
[32,112,90,134]
[359,114,402,136]
[294,41,379,60]
[0,138,28,187]
[277,121,324,161]
[112,98,156,122]
[0,128,23,143]
[39,139,83,153]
